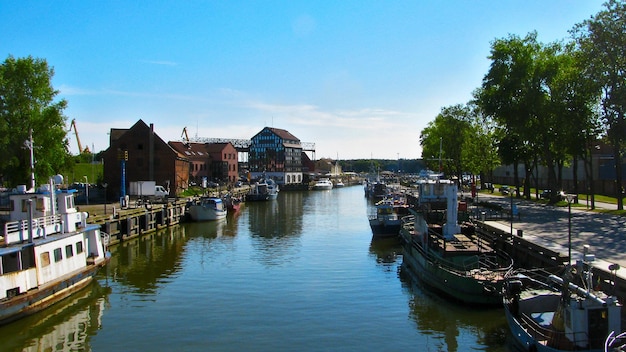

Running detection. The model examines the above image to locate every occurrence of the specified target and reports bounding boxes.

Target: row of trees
[420,0,626,209]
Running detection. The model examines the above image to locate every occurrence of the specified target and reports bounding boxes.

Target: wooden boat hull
[0,259,109,326]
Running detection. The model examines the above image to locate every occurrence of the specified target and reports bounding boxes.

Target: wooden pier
[88,199,188,246]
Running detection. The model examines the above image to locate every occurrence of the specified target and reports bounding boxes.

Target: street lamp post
[565,193,574,265]
[84,176,89,205]
[103,183,108,214]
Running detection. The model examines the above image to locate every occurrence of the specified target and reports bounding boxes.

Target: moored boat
[399,177,513,306]
[223,194,243,214]
[246,178,279,201]
[334,179,345,188]
[368,195,409,239]
[312,178,333,190]
[0,181,110,325]
[187,196,227,221]
[502,248,622,352]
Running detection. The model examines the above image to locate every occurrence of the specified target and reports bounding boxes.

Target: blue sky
[1,1,606,159]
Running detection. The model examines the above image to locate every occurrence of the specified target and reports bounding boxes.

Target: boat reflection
[401,269,512,352]
[246,191,305,266]
[368,237,403,273]
[0,281,111,352]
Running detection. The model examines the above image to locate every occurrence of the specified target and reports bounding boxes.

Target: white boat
[312,178,333,190]
[0,182,110,325]
[503,247,622,352]
[246,179,279,201]
[334,179,345,188]
[187,197,227,221]
[266,179,279,200]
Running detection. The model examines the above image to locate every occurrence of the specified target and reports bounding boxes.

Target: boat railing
[4,214,63,244]
[519,312,594,350]
[519,313,553,344]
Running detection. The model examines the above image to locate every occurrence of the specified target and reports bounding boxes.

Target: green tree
[463,99,501,187]
[478,33,579,202]
[420,104,472,177]
[0,55,72,187]
[572,0,626,210]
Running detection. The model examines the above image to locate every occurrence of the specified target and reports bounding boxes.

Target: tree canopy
[0,55,72,187]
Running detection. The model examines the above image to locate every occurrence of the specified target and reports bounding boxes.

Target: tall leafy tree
[420,104,472,177]
[0,55,72,187]
[572,0,626,210]
[463,98,501,187]
[478,33,580,202]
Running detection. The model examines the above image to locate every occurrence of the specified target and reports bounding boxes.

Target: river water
[0,185,514,351]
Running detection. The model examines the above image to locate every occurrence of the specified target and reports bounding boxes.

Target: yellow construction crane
[69,119,90,154]
[181,127,190,145]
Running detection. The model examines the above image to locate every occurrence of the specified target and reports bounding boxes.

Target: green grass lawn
[482,184,626,216]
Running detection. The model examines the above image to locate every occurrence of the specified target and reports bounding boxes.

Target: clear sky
[1,1,606,160]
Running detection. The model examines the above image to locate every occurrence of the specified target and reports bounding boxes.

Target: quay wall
[475,220,626,311]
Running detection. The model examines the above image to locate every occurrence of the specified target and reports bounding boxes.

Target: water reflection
[369,237,403,273]
[107,226,187,295]
[401,269,512,352]
[0,281,110,352]
[246,192,305,266]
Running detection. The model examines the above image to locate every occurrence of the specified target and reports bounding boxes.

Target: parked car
[540,189,566,201]
[500,185,510,195]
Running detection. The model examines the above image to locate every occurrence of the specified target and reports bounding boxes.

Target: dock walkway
[475,193,626,280]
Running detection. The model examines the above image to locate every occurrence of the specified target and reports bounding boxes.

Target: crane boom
[69,119,89,154]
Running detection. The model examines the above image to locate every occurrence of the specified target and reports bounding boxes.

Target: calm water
[0,186,514,351]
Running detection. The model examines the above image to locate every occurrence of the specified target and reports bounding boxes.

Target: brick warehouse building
[103,120,189,199]
[168,141,238,186]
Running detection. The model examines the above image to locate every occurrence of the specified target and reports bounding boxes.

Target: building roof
[269,127,299,142]
[252,127,300,143]
[205,142,233,153]
[168,141,210,158]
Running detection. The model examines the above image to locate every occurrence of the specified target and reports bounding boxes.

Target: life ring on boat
[528,343,537,352]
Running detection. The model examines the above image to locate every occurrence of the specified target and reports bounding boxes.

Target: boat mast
[27,129,36,191]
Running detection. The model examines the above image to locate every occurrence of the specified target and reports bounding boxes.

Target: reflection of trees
[0,281,111,351]
[106,226,187,294]
[247,192,304,266]
[400,270,509,352]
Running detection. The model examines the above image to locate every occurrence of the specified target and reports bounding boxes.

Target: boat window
[20,245,35,269]
[40,252,51,267]
[66,244,74,258]
[36,198,45,212]
[1,252,19,274]
[76,241,84,254]
[53,248,63,262]
[66,196,75,209]
[21,199,29,213]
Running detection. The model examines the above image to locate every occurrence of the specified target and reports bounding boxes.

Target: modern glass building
[248,127,303,185]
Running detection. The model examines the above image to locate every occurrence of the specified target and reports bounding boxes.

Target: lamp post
[510,190,514,236]
[84,176,89,205]
[103,183,108,214]
[565,193,574,265]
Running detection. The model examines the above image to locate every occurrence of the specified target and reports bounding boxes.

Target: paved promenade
[476,193,626,278]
